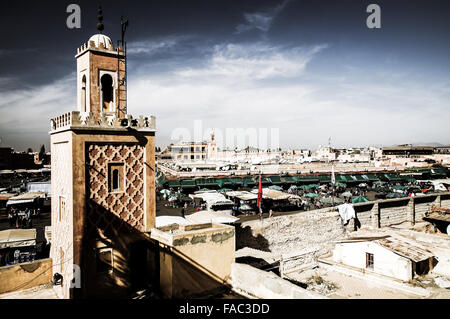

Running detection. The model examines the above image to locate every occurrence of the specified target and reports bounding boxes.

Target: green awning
[430,168,447,176]
[296,175,320,183]
[156,175,168,188]
[335,175,349,183]
[281,176,297,184]
[330,182,346,188]
[168,180,181,188]
[351,195,369,203]
[318,175,331,183]
[230,177,243,185]
[242,177,257,186]
[365,174,379,181]
[268,176,282,184]
[197,178,218,186]
[195,178,209,186]
[216,178,233,187]
[384,173,403,182]
[352,175,367,182]
[180,179,196,188]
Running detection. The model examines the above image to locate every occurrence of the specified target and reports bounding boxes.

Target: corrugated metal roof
[337,235,434,262]
[374,238,434,262]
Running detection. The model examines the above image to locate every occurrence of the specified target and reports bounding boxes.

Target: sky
[0,0,449,151]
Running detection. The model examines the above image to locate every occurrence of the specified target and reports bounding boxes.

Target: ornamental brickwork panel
[87,143,145,233]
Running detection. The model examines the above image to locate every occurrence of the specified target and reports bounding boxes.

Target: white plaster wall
[50,131,74,299]
[332,242,412,282]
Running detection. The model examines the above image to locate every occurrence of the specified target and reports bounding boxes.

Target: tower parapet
[50,111,156,133]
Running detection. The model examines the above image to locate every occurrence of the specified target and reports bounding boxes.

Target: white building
[331,235,435,282]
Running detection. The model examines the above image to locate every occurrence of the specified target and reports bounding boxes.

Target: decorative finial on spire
[96,6,104,33]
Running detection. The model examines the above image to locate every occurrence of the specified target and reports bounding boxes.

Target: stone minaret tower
[50,8,156,299]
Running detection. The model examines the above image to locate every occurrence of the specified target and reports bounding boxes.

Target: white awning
[6,199,35,206]
[186,211,240,224]
[0,229,36,249]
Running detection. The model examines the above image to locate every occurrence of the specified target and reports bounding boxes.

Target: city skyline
[0,0,450,151]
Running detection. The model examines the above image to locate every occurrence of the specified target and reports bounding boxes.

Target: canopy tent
[156,175,168,188]
[185,211,240,224]
[217,188,233,193]
[0,229,36,249]
[392,185,407,190]
[6,192,45,206]
[268,185,283,191]
[373,181,386,187]
[307,184,320,188]
[320,197,344,205]
[351,195,369,203]
[329,182,346,188]
[304,193,319,198]
[373,187,389,194]
[238,204,255,212]
[160,189,171,195]
[341,191,353,197]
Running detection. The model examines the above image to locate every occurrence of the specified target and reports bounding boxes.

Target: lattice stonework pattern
[87,143,145,233]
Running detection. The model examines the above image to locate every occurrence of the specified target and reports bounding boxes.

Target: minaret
[49,8,156,299]
[76,6,127,122]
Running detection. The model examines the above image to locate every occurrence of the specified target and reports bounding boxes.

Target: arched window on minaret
[81,75,87,112]
[101,74,113,112]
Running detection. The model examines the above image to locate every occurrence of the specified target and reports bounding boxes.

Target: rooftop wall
[0,258,52,294]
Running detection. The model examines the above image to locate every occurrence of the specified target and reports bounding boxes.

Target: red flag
[257,175,263,208]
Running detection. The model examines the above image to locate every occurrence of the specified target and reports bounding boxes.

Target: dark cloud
[0,0,449,150]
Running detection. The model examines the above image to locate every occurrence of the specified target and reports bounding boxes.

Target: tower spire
[96,6,104,33]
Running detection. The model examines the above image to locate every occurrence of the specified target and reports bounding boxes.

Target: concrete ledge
[231,262,326,299]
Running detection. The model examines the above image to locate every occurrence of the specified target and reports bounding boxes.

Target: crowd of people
[7,206,40,229]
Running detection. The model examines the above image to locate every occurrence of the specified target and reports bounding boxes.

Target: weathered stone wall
[379,199,410,227]
[236,208,348,259]
[0,258,52,294]
[354,203,374,226]
[415,196,438,221]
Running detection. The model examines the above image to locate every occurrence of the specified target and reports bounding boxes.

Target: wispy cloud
[127,35,189,55]
[175,42,327,81]
[235,0,291,34]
